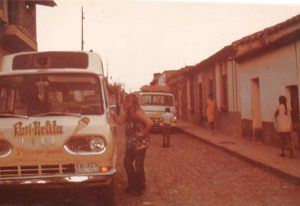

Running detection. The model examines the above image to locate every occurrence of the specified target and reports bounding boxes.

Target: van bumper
[0,169,116,189]
[153,122,176,127]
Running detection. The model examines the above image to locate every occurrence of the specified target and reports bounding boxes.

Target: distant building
[157,70,177,85]
[0,0,56,64]
[150,73,161,85]
[166,66,193,121]
[150,70,177,86]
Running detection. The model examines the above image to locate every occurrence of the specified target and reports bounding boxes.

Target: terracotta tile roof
[233,14,300,45]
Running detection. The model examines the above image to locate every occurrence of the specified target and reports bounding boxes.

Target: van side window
[141,95,151,105]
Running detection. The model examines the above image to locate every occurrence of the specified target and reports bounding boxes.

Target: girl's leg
[279,133,286,156]
[210,121,214,134]
[163,125,168,147]
[167,126,171,147]
[123,147,136,191]
[134,148,147,193]
[287,133,295,158]
[162,129,166,147]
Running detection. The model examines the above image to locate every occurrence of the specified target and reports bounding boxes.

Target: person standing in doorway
[112,93,153,195]
[274,95,294,158]
[206,94,217,135]
[162,107,174,148]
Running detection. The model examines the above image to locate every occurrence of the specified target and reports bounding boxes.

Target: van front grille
[150,117,162,123]
[0,164,75,178]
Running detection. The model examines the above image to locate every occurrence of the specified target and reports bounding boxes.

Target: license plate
[76,162,100,172]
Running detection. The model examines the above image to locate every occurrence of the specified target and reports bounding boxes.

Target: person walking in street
[274,95,294,158]
[162,107,173,148]
[206,93,217,135]
[112,93,153,196]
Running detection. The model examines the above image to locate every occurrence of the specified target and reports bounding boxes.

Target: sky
[36,0,300,92]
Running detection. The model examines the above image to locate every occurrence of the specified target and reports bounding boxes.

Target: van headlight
[172,115,177,122]
[0,139,12,158]
[64,136,106,155]
[90,137,106,153]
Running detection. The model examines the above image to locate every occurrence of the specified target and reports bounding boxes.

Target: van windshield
[140,94,174,106]
[0,73,103,116]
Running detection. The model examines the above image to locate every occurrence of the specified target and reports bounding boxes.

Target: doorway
[288,86,300,129]
[251,78,262,140]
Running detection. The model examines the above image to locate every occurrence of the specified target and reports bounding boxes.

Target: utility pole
[81,6,84,51]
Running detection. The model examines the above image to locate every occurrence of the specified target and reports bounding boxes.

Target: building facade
[233,15,300,145]
[158,14,300,147]
[0,0,56,64]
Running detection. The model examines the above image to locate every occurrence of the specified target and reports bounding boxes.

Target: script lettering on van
[13,121,63,137]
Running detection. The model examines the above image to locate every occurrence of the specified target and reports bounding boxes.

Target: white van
[0,51,116,205]
[139,86,177,128]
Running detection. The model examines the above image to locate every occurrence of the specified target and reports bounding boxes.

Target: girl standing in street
[113,93,153,196]
[162,107,174,148]
[206,94,217,135]
[274,95,294,158]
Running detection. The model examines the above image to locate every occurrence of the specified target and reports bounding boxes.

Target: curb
[177,127,300,186]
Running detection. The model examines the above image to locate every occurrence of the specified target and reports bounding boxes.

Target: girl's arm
[135,108,153,137]
[274,106,279,117]
[112,110,127,125]
[214,101,218,111]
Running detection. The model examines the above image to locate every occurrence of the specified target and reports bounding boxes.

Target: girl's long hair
[279,95,288,115]
[125,93,140,116]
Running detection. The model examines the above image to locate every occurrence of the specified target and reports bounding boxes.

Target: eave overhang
[233,14,300,63]
[25,0,57,7]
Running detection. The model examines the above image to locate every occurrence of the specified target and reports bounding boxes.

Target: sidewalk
[176,120,300,185]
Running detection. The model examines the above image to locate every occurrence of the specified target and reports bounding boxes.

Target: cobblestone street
[114,127,300,206]
[1,127,300,206]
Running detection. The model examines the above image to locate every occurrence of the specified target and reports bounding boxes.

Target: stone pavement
[176,120,300,185]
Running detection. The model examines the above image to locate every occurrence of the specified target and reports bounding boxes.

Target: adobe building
[161,13,300,147]
[233,14,300,145]
[0,0,56,64]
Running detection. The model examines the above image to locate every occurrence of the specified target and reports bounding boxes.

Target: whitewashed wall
[215,64,221,108]
[237,42,299,122]
[227,60,239,112]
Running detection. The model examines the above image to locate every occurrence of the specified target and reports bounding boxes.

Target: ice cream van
[0,51,116,205]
